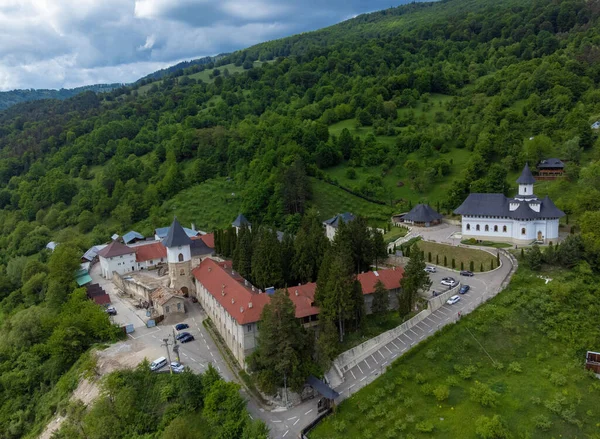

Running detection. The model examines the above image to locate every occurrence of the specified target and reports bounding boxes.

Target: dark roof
[454,193,510,217]
[162,217,193,248]
[307,376,340,400]
[402,204,443,223]
[516,163,536,184]
[232,213,251,228]
[155,226,198,239]
[190,238,214,257]
[537,158,564,169]
[123,231,144,244]
[97,240,135,258]
[454,193,564,219]
[323,212,356,228]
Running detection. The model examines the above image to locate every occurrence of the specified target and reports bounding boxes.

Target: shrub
[470,261,474,271]
[446,375,459,387]
[436,254,439,264]
[452,258,456,269]
[415,373,426,384]
[345,168,357,179]
[415,420,435,432]
[507,362,522,373]
[425,348,438,360]
[428,251,431,262]
[433,384,450,401]
[533,414,552,431]
[549,372,566,386]
[444,255,447,266]
[461,261,464,270]
[470,381,499,407]
[455,364,477,380]
[403,397,414,408]
[333,420,347,433]
[420,383,434,396]
[475,415,510,439]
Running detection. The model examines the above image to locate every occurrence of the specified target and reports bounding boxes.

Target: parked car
[441,278,457,287]
[459,285,470,294]
[170,362,185,373]
[176,331,190,341]
[175,323,189,331]
[446,295,461,305]
[105,306,117,316]
[460,270,474,277]
[180,334,195,343]
[424,266,436,273]
[150,357,168,371]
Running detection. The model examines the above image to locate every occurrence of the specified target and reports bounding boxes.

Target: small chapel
[454,163,564,244]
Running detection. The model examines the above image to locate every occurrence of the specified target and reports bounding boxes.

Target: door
[537,231,543,241]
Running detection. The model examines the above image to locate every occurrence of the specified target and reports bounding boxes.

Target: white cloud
[0,0,419,91]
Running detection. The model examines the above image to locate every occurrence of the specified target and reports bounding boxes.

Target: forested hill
[0,83,122,111]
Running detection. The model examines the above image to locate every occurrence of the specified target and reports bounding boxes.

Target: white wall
[100,253,136,279]
[324,224,336,241]
[167,245,191,263]
[462,216,560,243]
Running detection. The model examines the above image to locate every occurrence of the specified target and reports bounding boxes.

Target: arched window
[180,269,185,276]
[476,225,480,231]
[502,225,507,233]
[178,253,184,262]
[494,225,498,232]
[521,227,526,235]
[466,224,471,231]
[485,225,489,232]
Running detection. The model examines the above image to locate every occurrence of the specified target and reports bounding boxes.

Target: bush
[475,415,510,439]
[345,168,357,179]
[507,362,522,373]
[415,420,435,432]
[533,414,552,431]
[470,381,499,407]
[455,364,477,380]
[470,261,474,271]
[433,384,450,401]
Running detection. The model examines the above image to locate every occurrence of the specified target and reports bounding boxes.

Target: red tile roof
[192,259,270,324]
[199,233,214,248]
[135,242,167,262]
[287,283,319,319]
[91,293,111,305]
[97,240,135,258]
[358,267,404,295]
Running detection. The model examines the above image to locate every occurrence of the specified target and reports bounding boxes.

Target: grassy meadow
[417,241,498,272]
[311,267,600,439]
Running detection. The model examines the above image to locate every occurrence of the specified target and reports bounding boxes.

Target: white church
[455,163,564,244]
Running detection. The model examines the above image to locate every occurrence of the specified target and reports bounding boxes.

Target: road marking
[429,328,433,333]
[409,329,418,337]
[385,346,392,354]
[283,429,289,437]
[371,370,377,375]
[425,316,437,324]
[339,390,344,394]
[391,354,397,359]
[397,337,407,345]
[437,308,448,316]
[348,384,355,390]
[293,419,299,426]
[151,335,157,339]
[420,320,431,328]
[287,416,297,421]
[378,350,385,359]
[364,359,371,369]
[429,314,442,321]
[182,353,188,357]
[370,355,378,365]
[350,370,356,380]
[391,341,399,349]
[249,415,254,420]
[382,361,387,367]
[304,409,313,415]
[360,376,367,382]
[272,420,282,423]
[193,317,196,322]
[210,352,214,357]
[217,365,221,372]
[357,364,364,374]
[190,357,197,362]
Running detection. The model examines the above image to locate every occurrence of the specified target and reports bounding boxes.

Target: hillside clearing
[416,241,497,272]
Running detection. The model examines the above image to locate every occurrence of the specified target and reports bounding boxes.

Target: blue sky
[0,0,421,91]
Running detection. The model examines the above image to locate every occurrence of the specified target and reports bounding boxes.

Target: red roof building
[358,267,404,295]
[97,240,135,258]
[287,283,319,320]
[135,242,167,262]
[198,233,214,248]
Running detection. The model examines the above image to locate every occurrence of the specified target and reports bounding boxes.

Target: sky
[0,0,418,91]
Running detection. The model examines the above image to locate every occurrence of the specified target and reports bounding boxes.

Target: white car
[446,295,461,305]
[441,278,457,287]
[424,266,436,273]
[170,362,185,373]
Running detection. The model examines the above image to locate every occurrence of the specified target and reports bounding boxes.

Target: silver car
[424,266,436,273]
[170,362,185,373]
[446,295,461,305]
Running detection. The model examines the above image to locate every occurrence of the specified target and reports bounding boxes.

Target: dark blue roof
[232,213,251,228]
[123,231,144,244]
[162,217,193,248]
[307,375,340,400]
[454,193,564,219]
[403,204,442,223]
[324,212,356,228]
[516,163,536,184]
[537,158,564,169]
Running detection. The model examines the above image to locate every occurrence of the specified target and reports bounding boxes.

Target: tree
[280,158,311,214]
[251,228,283,289]
[334,216,373,274]
[371,230,387,270]
[280,232,295,285]
[371,280,389,314]
[248,289,313,394]
[399,247,431,316]
[46,244,81,308]
[475,415,510,439]
[525,244,543,271]
[293,209,329,283]
[233,225,252,278]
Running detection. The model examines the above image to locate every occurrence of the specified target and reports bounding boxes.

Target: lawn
[311,268,600,438]
[383,226,409,244]
[416,241,497,272]
[310,177,394,227]
[461,239,513,249]
[135,178,242,234]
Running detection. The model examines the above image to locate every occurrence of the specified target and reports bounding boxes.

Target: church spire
[516,163,536,197]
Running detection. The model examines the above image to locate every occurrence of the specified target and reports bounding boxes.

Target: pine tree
[436,254,439,265]
[371,230,388,270]
[444,255,447,266]
[233,225,252,279]
[371,280,390,314]
[251,228,284,289]
[247,289,313,394]
[428,252,432,263]
[490,258,494,270]
[452,258,456,269]
[461,261,464,270]
[398,248,431,316]
[293,209,329,283]
[480,262,484,272]
[281,232,295,285]
[470,260,474,271]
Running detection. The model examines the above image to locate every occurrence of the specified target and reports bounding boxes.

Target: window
[178,253,184,262]
[503,225,507,232]
[177,302,181,310]
[485,225,489,232]
[165,306,170,313]
[180,269,185,276]
[521,227,526,235]
[494,225,498,232]
[466,224,471,231]
[247,324,252,332]
[476,225,480,231]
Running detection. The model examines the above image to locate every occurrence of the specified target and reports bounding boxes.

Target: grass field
[383,226,409,244]
[311,177,394,227]
[312,268,600,439]
[461,239,513,249]
[416,241,497,272]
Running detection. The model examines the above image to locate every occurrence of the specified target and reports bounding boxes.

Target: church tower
[162,217,195,295]
[516,163,536,198]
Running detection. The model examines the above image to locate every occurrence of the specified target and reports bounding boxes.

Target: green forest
[1,0,600,436]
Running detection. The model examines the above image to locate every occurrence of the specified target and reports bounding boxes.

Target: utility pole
[172,329,180,363]
[283,372,288,408]
[161,338,173,374]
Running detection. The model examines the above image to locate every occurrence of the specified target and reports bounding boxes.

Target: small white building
[323,212,356,240]
[97,240,137,279]
[455,164,564,244]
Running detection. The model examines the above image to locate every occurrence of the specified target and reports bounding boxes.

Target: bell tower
[516,163,536,198]
[162,217,195,295]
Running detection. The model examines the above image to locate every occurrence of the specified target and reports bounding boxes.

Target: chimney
[191,223,196,231]
[240,306,244,313]
[231,298,235,304]
[393,266,396,271]
[295,290,299,296]
[208,267,212,272]
[244,279,248,286]
[252,286,255,292]
[248,302,253,308]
